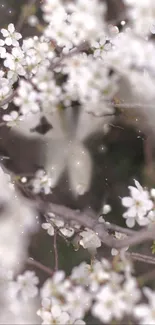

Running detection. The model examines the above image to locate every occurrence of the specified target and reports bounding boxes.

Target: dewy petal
[8,23,15,34]
[68,142,92,195]
[121,197,133,208]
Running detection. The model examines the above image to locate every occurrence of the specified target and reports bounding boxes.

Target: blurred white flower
[38,301,70,325]
[65,286,92,320]
[2,111,22,127]
[12,271,39,301]
[92,284,126,323]
[31,169,52,194]
[134,287,155,324]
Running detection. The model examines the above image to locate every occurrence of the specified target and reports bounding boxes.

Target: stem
[126,252,155,265]
[53,231,58,271]
[27,257,54,276]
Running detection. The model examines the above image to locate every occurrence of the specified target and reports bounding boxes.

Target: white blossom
[4,47,26,76]
[1,23,22,46]
[121,180,153,227]
[79,228,101,253]
[12,271,39,301]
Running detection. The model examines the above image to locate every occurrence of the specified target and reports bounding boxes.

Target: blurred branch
[27,257,54,276]
[43,202,155,249]
[16,0,38,32]
[0,91,16,108]
[126,252,155,265]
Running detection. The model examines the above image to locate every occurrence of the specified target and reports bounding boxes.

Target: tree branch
[44,202,155,249]
[27,257,54,276]
[126,252,155,266]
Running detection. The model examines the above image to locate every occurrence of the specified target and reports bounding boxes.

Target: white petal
[5,37,12,46]
[121,197,133,208]
[8,23,15,34]
[126,218,135,228]
[1,29,9,37]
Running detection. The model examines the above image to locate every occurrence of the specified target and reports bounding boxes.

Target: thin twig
[53,231,58,271]
[27,257,54,276]
[126,252,155,265]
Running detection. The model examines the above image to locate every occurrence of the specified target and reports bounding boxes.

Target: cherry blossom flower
[1,23,22,46]
[92,284,126,323]
[79,228,101,253]
[4,47,26,76]
[121,180,153,227]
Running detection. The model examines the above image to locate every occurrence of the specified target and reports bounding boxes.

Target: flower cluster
[38,258,142,324]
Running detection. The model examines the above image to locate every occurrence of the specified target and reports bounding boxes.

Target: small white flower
[1,23,22,46]
[31,169,52,195]
[13,270,39,301]
[66,286,91,320]
[41,270,66,299]
[4,47,25,76]
[42,222,54,236]
[38,302,70,325]
[121,180,153,227]
[79,228,101,253]
[92,284,126,323]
